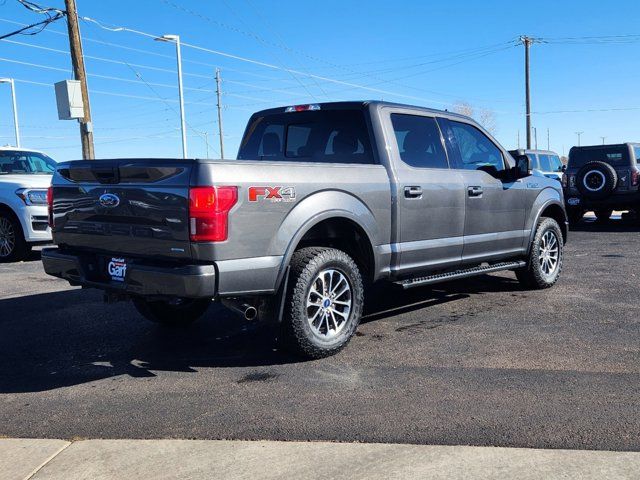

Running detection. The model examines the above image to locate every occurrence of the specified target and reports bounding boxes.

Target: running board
[395,261,526,290]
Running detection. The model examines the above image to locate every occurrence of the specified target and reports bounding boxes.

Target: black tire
[566,207,584,225]
[132,297,211,326]
[280,247,364,359]
[516,217,564,289]
[576,161,617,200]
[0,211,30,263]
[594,208,613,222]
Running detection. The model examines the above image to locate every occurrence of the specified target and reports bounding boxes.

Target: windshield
[0,150,56,175]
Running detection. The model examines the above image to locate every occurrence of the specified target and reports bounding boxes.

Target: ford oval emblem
[99,193,120,208]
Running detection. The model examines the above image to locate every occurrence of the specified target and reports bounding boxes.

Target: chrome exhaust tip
[222,299,258,321]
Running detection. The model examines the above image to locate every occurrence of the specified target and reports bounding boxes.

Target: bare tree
[452,101,498,135]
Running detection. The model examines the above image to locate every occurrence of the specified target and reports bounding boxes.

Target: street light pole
[155,34,187,159]
[575,131,583,147]
[0,78,20,147]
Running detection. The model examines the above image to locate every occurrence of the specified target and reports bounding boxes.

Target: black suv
[563,143,640,223]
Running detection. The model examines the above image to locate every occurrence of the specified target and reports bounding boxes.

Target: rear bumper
[41,248,216,298]
[564,193,640,210]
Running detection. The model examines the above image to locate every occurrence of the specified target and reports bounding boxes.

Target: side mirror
[513,154,531,179]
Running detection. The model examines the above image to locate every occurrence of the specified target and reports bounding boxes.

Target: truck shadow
[0,274,522,393]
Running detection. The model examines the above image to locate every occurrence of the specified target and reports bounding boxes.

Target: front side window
[390,114,448,169]
[548,155,563,172]
[527,154,539,169]
[0,151,56,175]
[445,120,504,174]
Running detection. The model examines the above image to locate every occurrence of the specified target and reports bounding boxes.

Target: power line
[0,0,64,40]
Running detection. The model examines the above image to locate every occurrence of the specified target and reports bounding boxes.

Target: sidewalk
[2,439,640,480]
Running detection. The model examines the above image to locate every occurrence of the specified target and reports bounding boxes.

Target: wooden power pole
[64,0,94,159]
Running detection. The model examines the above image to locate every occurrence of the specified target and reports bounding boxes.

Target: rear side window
[390,114,448,169]
[443,120,505,173]
[569,146,630,168]
[634,147,640,163]
[238,109,374,164]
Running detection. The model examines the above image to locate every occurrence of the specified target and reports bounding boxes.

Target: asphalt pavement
[1,217,639,450]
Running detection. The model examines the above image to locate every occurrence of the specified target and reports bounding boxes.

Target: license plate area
[106,257,128,282]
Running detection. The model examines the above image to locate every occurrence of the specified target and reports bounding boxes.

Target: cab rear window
[238,109,374,164]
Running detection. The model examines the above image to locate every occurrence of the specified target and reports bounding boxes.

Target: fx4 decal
[248,186,296,203]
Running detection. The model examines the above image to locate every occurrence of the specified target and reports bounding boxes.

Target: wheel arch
[526,191,568,254]
[272,191,380,290]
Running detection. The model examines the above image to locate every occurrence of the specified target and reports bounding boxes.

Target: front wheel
[132,297,211,326]
[516,217,564,289]
[280,247,364,359]
[0,212,30,263]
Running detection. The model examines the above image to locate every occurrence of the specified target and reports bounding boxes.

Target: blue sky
[0,0,639,161]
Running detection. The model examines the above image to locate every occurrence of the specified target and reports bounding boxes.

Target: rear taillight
[632,169,640,187]
[189,186,238,242]
[46,186,54,228]
[561,173,568,188]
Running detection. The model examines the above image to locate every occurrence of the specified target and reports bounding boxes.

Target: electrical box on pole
[54,80,84,120]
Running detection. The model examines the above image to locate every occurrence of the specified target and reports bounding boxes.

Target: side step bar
[395,261,526,290]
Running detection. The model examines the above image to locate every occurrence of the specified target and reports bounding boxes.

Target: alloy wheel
[539,230,559,276]
[0,217,16,258]
[306,268,352,338]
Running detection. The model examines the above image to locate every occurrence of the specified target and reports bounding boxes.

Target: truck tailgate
[52,159,193,260]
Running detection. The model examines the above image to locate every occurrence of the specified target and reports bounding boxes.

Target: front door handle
[404,186,423,198]
[468,186,483,197]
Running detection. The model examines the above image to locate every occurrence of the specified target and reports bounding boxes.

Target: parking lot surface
[1,217,639,451]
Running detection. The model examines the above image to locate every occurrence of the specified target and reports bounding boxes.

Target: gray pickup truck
[42,101,567,358]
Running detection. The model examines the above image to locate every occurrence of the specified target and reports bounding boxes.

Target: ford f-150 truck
[42,101,568,358]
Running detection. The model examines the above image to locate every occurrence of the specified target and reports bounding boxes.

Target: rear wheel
[132,297,211,326]
[280,247,364,359]
[0,212,30,263]
[516,217,563,289]
[594,208,613,222]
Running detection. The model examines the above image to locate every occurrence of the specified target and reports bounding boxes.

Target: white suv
[0,147,55,262]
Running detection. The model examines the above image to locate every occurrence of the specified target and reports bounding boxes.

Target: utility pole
[517,130,520,149]
[533,127,538,150]
[521,36,533,149]
[600,136,606,145]
[547,128,550,151]
[64,0,94,159]
[575,131,583,147]
[215,68,225,159]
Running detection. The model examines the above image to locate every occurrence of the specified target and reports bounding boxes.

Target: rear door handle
[404,186,423,198]
[468,186,483,197]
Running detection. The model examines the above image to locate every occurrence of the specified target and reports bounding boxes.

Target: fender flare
[271,190,380,290]
[526,190,568,253]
